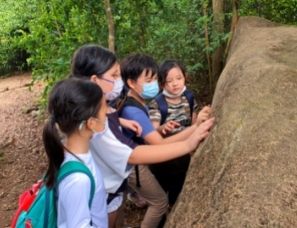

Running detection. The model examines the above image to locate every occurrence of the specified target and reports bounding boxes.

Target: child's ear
[127,79,136,90]
[90,75,98,83]
[86,118,96,131]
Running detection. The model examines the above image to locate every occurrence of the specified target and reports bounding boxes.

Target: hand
[119,118,143,137]
[160,120,180,135]
[196,105,212,126]
[188,117,215,151]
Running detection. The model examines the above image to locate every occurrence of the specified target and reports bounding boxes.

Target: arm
[196,105,212,125]
[122,106,198,145]
[152,120,180,136]
[118,117,142,136]
[128,117,214,164]
[144,124,197,145]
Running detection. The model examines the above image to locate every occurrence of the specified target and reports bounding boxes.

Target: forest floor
[0,74,144,227]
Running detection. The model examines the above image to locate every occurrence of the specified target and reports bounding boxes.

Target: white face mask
[105,78,124,101]
[91,118,108,139]
[162,86,187,98]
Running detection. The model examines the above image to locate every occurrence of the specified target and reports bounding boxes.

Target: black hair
[43,78,103,188]
[71,44,117,79]
[158,59,186,87]
[120,53,158,88]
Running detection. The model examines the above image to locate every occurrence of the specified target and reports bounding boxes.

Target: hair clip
[55,122,60,130]
[78,120,86,131]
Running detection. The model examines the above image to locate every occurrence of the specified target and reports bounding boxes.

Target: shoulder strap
[123,96,149,116]
[43,161,95,228]
[183,89,195,118]
[57,161,95,208]
[122,97,147,145]
[155,93,168,125]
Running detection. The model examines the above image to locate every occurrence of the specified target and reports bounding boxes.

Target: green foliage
[240,0,297,25]
[0,0,35,75]
[114,0,227,98]
[1,0,297,95]
[16,0,108,106]
[1,0,232,104]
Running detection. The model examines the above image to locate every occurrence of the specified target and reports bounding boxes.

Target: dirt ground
[0,74,46,227]
[0,74,144,227]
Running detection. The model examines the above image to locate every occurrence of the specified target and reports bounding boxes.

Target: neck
[64,132,90,155]
[128,90,146,106]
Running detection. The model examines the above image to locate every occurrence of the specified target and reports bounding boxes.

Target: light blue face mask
[141,80,159,99]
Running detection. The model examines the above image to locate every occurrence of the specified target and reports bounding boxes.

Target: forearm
[191,112,198,125]
[118,117,125,127]
[128,142,192,165]
[161,124,196,144]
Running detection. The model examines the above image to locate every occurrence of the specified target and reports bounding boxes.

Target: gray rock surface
[166,16,297,228]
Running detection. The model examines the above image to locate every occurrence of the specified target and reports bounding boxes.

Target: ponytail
[43,78,103,188]
[42,117,64,188]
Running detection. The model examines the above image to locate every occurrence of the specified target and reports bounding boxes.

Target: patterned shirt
[148,94,198,135]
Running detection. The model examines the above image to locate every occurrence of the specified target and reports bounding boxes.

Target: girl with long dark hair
[43,78,108,227]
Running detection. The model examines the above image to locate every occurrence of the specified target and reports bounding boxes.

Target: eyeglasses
[100,77,115,84]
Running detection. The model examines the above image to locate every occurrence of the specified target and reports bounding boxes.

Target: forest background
[0,0,297,105]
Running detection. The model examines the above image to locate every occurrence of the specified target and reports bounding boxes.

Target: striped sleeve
[148,99,161,123]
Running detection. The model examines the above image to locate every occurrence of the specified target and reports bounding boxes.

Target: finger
[171,121,180,127]
[164,125,174,132]
[166,121,179,129]
[197,131,209,141]
[197,119,213,132]
[201,114,210,121]
[203,106,212,113]
[133,124,142,136]
[201,117,215,130]
[137,129,142,136]
[162,128,168,135]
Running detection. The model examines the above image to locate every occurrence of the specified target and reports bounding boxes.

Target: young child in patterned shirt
[148,59,212,207]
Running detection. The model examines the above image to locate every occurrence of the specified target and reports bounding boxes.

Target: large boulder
[166,16,297,227]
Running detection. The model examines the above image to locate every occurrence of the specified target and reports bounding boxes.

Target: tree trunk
[203,1,212,93]
[104,0,115,53]
[165,16,297,227]
[225,0,239,58]
[211,0,224,87]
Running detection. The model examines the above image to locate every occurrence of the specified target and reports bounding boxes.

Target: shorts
[107,194,124,213]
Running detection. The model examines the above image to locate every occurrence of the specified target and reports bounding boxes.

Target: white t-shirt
[57,152,108,228]
[90,112,136,194]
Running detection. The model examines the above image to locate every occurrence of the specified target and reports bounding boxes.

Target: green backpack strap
[43,161,95,228]
[57,161,96,207]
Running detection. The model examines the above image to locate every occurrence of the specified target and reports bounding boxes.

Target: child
[43,78,108,227]
[71,44,214,228]
[71,43,142,135]
[148,59,212,206]
[119,53,214,226]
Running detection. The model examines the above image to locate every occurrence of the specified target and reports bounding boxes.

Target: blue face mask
[141,80,159,99]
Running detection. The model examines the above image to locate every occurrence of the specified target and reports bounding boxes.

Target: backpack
[118,96,150,187]
[11,161,95,228]
[154,90,195,125]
